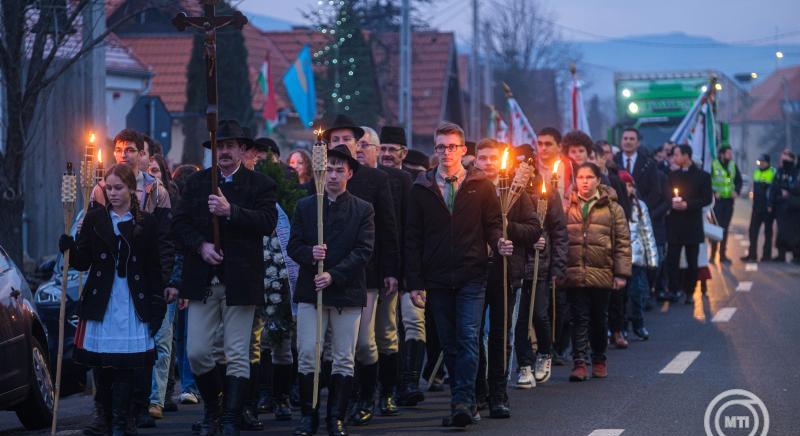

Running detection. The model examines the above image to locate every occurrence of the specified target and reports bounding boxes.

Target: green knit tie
[445,176,457,212]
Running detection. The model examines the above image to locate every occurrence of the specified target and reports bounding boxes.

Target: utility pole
[469,0,480,140]
[399,0,413,148]
[783,77,793,152]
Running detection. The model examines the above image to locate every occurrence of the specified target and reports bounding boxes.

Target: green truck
[611,71,714,151]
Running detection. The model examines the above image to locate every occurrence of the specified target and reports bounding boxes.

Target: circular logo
[704,389,769,436]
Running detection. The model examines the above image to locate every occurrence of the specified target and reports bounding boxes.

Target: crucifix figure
[172,0,248,251]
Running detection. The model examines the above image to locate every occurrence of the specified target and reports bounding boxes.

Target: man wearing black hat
[403,149,430,178]
[321,115,401,424]
[289,145,374,436]
[742,153,776,261]
[172,120,278,436]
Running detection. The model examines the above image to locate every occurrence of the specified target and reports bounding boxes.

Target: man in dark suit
[320,115,401,425]
[665,144,712,304]
[615,128,662,214]
[172,120,278,436]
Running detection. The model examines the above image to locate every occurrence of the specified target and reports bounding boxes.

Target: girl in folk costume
[59,164,167,436]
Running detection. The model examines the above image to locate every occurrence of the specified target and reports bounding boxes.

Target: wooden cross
[172,0,247,252]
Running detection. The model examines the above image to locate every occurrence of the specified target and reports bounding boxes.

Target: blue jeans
[175,307,198,395]
[150,302,177,406]
[428,281,485,407]
[627,266,649,329]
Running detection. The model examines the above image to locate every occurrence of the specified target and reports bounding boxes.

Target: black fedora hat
[404,149,429,168]
[323,114,364,142]
[202,119,254,149]
[253,137,280,156]
[380,126,406,146]
[327,144,360,172]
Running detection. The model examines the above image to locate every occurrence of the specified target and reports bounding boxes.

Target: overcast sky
[238,0,800,46]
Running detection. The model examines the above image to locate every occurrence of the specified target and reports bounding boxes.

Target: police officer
[742,154,776,262]
[709,145,742,264]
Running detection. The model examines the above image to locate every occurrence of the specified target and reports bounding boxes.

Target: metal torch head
[312,143,328,173]
[62,162,77,203]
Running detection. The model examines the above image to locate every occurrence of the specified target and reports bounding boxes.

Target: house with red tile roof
[729,65,800,174]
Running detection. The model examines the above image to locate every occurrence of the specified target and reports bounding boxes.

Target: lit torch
[94,148,104,186]
[311,126,327,409]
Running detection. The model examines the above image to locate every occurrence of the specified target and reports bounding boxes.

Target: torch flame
[541,180,547,194]
[97,149,102,163]
[89,132,96,144]
[552,159,560,174]
[500,147,509,170]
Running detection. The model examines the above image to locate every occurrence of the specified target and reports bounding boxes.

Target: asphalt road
[3,205,799,435]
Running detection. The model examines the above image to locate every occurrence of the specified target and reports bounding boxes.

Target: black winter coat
[649,169,672,245]
[379,165,412,286]
[666,165,713,244]
[289,191,375,307]
[489,189,542,286]
[405,168,502,291]
[172,166,278,306]
[69,208,165,333]
[304,166,399,288]
[525,176,568,282]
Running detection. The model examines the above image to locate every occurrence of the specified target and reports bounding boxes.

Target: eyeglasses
[356,141,378,150]
[434,144,463,154]
[380,145,404,153]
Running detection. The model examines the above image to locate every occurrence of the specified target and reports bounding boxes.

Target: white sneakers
[516,365,536,389]
[179,391,199,405]
[534,354,552,383]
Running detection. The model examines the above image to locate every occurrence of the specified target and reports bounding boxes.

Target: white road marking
[733,233,744,239]
[736,281,753,292]
[712,307,737,323]
[745,263,758,271]
[739,240,750,247]
[659,351,701,374]
[588,430,625,436]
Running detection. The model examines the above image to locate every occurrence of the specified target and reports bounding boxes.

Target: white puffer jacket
[629,197,658,268]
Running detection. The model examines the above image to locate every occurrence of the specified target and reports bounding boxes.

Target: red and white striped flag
[507,96,537,147]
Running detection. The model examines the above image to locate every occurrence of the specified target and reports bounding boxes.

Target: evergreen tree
[316,1,382,126]
[183,1,254,165]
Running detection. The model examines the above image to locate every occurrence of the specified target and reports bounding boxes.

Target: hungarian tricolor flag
[258,55,278,132]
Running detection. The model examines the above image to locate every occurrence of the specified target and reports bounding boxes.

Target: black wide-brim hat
[253,137,280,156]
[323,114,365,142]
[327,144,360,173]
[202,119,254,149]
[380,126,406,146]
[404,149,429,168]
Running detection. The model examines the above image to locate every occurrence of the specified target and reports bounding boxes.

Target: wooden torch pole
[311,129,328,409]
[52,163,77,435]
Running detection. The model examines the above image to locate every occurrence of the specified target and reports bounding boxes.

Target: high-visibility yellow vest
[752,167,775,184]
[712,159,737,198]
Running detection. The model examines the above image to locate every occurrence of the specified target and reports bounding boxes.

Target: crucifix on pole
[172,0,247,252]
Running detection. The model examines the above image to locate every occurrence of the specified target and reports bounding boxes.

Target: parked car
[0,244,54,430]
[33,211,87,396]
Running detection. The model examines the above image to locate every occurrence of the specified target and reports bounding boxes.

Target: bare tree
[0,0,167,264]
[482,0,581,130]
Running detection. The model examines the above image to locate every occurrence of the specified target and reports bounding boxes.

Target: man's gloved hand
[59,234,75,253]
